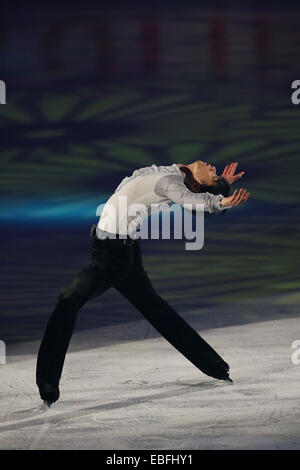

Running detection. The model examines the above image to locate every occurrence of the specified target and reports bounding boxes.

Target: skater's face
[189,160,219,186]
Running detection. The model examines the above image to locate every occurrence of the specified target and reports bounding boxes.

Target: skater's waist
[90,224,137,246]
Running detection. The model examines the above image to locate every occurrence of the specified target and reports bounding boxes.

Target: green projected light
[1,82,300,213]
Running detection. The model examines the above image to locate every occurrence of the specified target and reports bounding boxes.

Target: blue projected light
[0,194,110,222]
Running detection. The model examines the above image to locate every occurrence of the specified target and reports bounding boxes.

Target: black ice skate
[37,382,60,406]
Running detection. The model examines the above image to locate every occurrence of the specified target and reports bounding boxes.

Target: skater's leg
[36,262,112,391]
[36,229,136,403]
[114,242,230,380]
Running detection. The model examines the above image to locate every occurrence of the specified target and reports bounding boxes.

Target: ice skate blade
[224,377,234,384]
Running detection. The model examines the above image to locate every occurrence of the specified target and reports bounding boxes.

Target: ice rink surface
[1,306,299,450]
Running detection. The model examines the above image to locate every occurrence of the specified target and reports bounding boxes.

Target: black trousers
[36,226,229,387]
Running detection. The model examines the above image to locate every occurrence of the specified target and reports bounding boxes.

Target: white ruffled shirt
[98,163,226,236]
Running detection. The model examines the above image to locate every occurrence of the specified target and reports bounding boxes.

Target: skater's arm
[154,174,228,214]
[155,175,249,214]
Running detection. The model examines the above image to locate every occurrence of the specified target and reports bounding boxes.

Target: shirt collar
[173,163,186,179]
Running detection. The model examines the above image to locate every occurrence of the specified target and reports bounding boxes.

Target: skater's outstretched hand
[221,162,245,185]
[221,188,250,208]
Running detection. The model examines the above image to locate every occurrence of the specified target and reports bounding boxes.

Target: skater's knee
[142,291,165,307]
[54,271,92,314]
[56,287,80,311]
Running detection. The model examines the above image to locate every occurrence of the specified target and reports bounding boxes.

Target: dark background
[1,2,300,346]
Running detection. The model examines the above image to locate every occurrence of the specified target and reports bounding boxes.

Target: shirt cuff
[215,195,228,211]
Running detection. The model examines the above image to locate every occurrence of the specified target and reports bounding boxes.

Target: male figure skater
[36,161,249,405]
